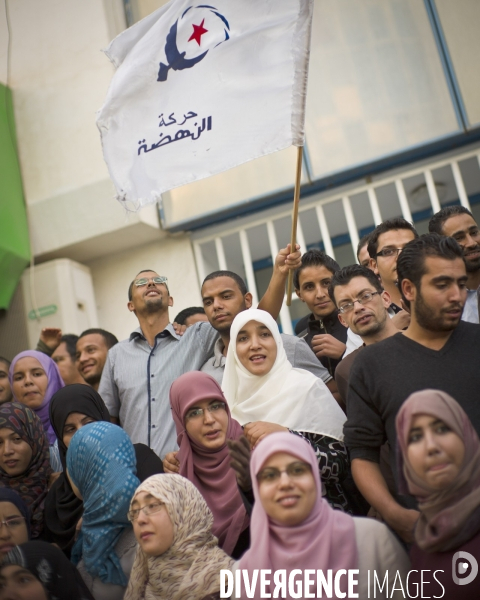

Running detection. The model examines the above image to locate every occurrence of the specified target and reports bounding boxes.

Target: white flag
[97,0,313,209]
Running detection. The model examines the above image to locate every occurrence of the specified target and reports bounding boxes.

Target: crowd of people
[0,204,479,599]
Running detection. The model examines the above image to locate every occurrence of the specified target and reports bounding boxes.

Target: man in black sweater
[294,249,347,377]
[344,233,480,543]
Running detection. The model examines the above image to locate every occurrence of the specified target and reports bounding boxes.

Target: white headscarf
[222,309,345,440]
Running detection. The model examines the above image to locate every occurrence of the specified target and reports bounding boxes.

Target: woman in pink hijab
[396,389,480,599]
[236,432,409,599]
[169,371,249,558]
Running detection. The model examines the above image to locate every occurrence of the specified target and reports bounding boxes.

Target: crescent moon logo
[158,5,230,82]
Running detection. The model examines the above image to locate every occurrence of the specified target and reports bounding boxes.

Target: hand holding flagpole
[286,146,304,306]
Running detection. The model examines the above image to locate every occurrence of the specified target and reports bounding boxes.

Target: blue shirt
[98,322,218,458]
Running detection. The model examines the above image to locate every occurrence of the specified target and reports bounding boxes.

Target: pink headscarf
[9,351,64,445]
[170,371,248,555]
[396,389,480,552]
[239,432,357,599]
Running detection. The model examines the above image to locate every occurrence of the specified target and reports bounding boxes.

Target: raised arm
[257,243,301,319]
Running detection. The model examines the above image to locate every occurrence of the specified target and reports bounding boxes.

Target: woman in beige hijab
[125,474,234,600]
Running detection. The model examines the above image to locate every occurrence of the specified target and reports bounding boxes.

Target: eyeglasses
[134,276,168,287]
[375,247,404,259]
[338,291,381,314]
[185,402,226,422]
[256,461,312,484]
[0,517,26,530]
[127,501,164,522]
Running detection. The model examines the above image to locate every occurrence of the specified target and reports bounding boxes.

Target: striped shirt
[98,322,218,458]
[462,288,479,324]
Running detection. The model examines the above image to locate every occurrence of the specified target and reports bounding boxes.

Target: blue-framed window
[123,0,480,231]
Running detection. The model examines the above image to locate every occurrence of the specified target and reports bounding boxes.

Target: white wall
[87,235,201,341]
[7,0,117,203]
[2,0,164,264]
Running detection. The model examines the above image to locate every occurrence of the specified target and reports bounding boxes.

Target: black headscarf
[43,385,165,555]
[43,385,110,555]
[1,540,94,600]
[0,488,31,538]
[132,443,163,481]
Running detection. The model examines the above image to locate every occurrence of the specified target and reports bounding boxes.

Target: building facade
[1,0,479,355]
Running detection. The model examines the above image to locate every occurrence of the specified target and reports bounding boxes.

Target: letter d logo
[452,551,478,585]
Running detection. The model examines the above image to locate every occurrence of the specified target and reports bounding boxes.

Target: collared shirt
[344,306,397,357]
[201,334,332,385]
[462,288,480,324]
[98,322,218,458]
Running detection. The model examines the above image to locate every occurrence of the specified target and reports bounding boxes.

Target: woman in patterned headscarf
[66,421,140,600]
[0,540,94,600]
[0,403,52,539]
[125,474,234,600]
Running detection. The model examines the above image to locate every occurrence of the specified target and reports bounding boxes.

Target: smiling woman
[222,309,353,512]
[236,433,409,599]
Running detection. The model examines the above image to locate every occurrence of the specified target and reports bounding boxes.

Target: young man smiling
[344,234,480,543]
[429,205,480,324]
[75,328,118,391]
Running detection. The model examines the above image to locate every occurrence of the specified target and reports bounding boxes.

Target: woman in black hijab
[0,540,94,600]
[43,384,163,555]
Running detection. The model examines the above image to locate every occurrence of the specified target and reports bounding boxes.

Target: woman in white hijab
[222,309,352,511]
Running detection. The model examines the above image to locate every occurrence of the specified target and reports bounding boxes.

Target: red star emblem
[188,19,208,46]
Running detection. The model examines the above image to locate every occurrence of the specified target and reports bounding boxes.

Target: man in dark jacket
[294,249,347,377]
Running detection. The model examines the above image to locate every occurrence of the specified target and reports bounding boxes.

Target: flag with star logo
[96,0,314,210]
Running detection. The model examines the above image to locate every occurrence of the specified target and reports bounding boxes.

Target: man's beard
[144,296,164,313]
[352,310,387,338]
[414,289,462,332]
[212,320,231,334]
[84,369,101,386]
[464,251,480,273]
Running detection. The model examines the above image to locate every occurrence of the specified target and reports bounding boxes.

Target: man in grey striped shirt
[98,270,219,458]
[99,249,302,459]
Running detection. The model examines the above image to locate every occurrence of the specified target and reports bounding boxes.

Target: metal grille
[192,146,480,333]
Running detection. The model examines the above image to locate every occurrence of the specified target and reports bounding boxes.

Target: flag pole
[286,145,304,306]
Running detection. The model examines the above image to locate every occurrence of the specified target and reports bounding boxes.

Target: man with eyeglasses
[344,234,480,544]
[98,269,220,459]
[367,217,418,330]
[356,233,372,269]
[99,249,300,459]
[328,265,399,409]
[429,205,480,324]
